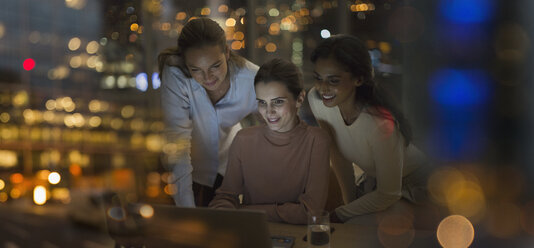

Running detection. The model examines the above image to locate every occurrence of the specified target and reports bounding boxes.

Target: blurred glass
[307,211,330,248]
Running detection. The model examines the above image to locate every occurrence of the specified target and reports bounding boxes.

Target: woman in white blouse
[158,18,258,207]
[307,34,429,223]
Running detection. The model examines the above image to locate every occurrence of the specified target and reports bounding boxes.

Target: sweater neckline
[333,105,369,127]
[263,120,307,146]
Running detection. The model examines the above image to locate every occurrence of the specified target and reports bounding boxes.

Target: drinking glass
[307,211,330,248]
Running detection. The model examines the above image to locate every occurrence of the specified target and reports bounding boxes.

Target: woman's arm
[316,120,359,205]
[334,119,404,221]
[306,88,358,206]
[209,135,244,209]
[161,66,195,207]
[242,132,331,225]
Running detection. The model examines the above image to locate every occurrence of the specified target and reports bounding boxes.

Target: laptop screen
[105,203,272,248]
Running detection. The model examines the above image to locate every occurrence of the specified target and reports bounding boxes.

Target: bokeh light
[437,215,474,248]
[36,170,51,181]
[68,37,81,51]
[111,32,119,40]
[70,56,82,68]
[136,73,148,92]
[10,173,23,184]
[446,180,486,220]
[86,40,99,54]
[69,164,82,176]
[430,69,491,108]
[88,100,102,112]
[146,134,163,152]
[110,118,124,130]
[218,4,228,13]
[23,58,35,71]
[117,75,128,88]
[107,207,126,221]
[139,204,154,218]
[152,72,161,89]
[10,188,21,199]
[0,150,17,168]
[439,0,495,24]
[428,166,487,223]
[48,172,61,185]
[51,188,70,203]
[0,112,9,123]
[65,0,87,10]
[13,90,29,107]
[233,31,244,41]
[235,8,246,16]
[320,29,331,38]
[200,8,211,16]
[265,42,277,52]
[231,41,243,50]
[225,18,236,27]
[130,23,139,32]
[176,12,187,20]
[88,116,102,127]
[268,8,280,17]
[269,23,280,35]
[161,22,170,32]
[99,37,108,46]
[33,186,47,205]
[121,105,135,118]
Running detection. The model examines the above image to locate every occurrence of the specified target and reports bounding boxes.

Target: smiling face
[184,45,230,92]
[255,81,304,133]
[313,57,361,109]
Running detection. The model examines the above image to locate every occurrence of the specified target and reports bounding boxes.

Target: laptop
[104,203,281,248]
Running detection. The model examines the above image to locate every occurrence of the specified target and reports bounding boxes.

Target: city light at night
[136,72,148,92]
[48,172,61,185]
[23,58,35,71]
[320,29,331,38]
[33,186,47,205]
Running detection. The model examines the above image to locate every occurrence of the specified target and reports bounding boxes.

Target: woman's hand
[329,211,343,223]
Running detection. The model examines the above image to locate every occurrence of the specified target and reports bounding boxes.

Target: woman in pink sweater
[209,58,331,224]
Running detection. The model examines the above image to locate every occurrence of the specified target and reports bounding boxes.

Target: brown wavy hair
[254,58,303,100]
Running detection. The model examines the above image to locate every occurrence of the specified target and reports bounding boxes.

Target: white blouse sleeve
[161,65,195,207]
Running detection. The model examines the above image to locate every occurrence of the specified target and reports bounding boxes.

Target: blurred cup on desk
[307,211,330,248]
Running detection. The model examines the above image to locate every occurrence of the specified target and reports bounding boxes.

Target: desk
[268,222,437,248]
